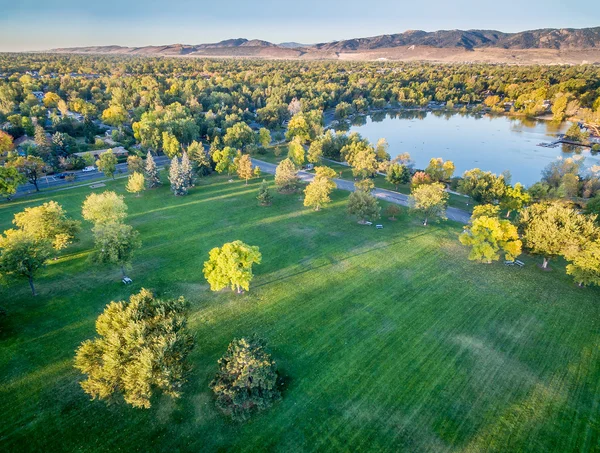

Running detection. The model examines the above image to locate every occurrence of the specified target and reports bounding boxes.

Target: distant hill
[48,27,600,63]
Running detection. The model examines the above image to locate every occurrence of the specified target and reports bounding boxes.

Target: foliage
[127,155,144,174]
[162,131,181,158]
[275,158,299,193]
[6,156,46,191]
[256,180,272,206]
[96,150,118,179]
[386,163,411,189]
[212,146,236,175]
[234,153,253,184]
[500,183,531,217]
[425,158,455,182]
[409,182,449,225]
[0,228,52,295]
[307,139,323,164]
[287,138,305,166]
[74,289,194,409]
[210,336,280,420]
[82,191,127,225]
[258,128,271,148]
[347,190,381,223]
[519,201,598,269]
[386,204,401,220]
[472,204,501,219]
[180,151,193,187]
[203,240,262,293]
[90,221,141,276]
[303,166,337,211]
[459,215,522,263]
[101,105,128,127]
[459,168,506,203]
[0,130,14,153]
[565,240,600,287]
[13,201,80,250]
[0,165,25,200]
[411,171,432,188]
[126,172,145,197]
[168,157,188,196]
[223,122,255,150]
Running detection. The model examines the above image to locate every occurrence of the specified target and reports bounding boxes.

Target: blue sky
[0,0,598,51]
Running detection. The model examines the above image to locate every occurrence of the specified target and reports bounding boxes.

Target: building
[73,146,128,160]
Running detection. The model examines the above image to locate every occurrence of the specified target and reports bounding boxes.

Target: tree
[409,182,449,226]
[34,125,50,154]
[162,131,181,158]
[287,138,305,166]
[519,201,598,269]
[188,141,211,176]
[168,157,188,196]
[126,172,145,197]
[303,166,337,211]
[257,180,272,206]
[0,165,25,200]
[258,128,271,148]
[96,150,118,179]
[223,122,255,150]
[180,151,193,187]
[82,191,127,226]
[565,240,600,287]
[0,130,14,154]
[375,138,391,162]
[386,204,401,220]
[13,201,80,251]
[210,336,280,420]
[307,139,323,164]
[7,156,46,192]
[127,155,144,174]
[347,190,381,224]
[411,171,432,188]
[386,163,411,190]
[212,146,236,175]
[275,158,299,193]
[459,215,522,263]
[253,166,261,179]
[500,183,531,218]
[142,152,161,188]
[74,289,194,409]
[235,153,253,185]
[459,169,506,204]
[0,229,52,296]
[91,221,141,277]
[203,241,262,293]
[101,105,128,128]
[425,158,455,182]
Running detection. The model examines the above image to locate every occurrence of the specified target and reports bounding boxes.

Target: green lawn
[0,172,599,452]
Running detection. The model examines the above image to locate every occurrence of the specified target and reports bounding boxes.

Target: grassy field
[0,172,599,452]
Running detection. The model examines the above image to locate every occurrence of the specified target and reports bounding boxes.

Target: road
[15,155,171,195]
[251,158,471,224]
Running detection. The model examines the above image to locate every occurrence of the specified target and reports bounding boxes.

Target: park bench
[364,221,373,226]
[515,260,525,267]
[504,260,515,266]
[122,277,133,285]
[376,224,383,229]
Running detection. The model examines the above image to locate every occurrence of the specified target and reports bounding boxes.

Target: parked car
[56,172,75,179]
[82,166,96,172]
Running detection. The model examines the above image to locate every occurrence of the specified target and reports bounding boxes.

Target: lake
[343,111,600,186]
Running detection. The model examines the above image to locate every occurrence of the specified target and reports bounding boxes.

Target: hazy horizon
[0,0,598,52]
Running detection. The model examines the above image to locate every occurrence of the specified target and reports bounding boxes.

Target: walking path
[251,158,471,224]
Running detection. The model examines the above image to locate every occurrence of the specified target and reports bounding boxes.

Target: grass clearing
[0,172,599,452]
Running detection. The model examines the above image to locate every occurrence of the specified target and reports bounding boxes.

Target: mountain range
[49,27,600,64]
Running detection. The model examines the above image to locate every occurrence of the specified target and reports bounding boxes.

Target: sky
[0,0,598,51]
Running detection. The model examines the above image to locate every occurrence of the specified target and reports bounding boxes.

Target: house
[32,91,45,101]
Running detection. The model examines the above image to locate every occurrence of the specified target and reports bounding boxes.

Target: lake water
[343,111,600,186]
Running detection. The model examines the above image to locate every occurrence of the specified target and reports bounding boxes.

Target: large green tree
[275,158,299,193]
[13,201,80,251]
[203,241,262,293]
[386,163,411,190]
[303,166,337,211]
[96,150,118,179]
[74,288,194,409]
[82,191,127,226]
[347,190,381,224]
[7,156,46,192]
[459,215,522,263]
[459,169,506,204]
[0,165,25,200]
[90,221,141,277]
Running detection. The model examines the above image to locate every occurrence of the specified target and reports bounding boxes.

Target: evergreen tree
[210,336,280,421]
[257,180,272,206]
[347,190,381,224]
[145,152,161,188]
[168,157,188,196]
[180,151,194,188]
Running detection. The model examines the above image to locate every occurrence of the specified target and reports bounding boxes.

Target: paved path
[251,158,471,224]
